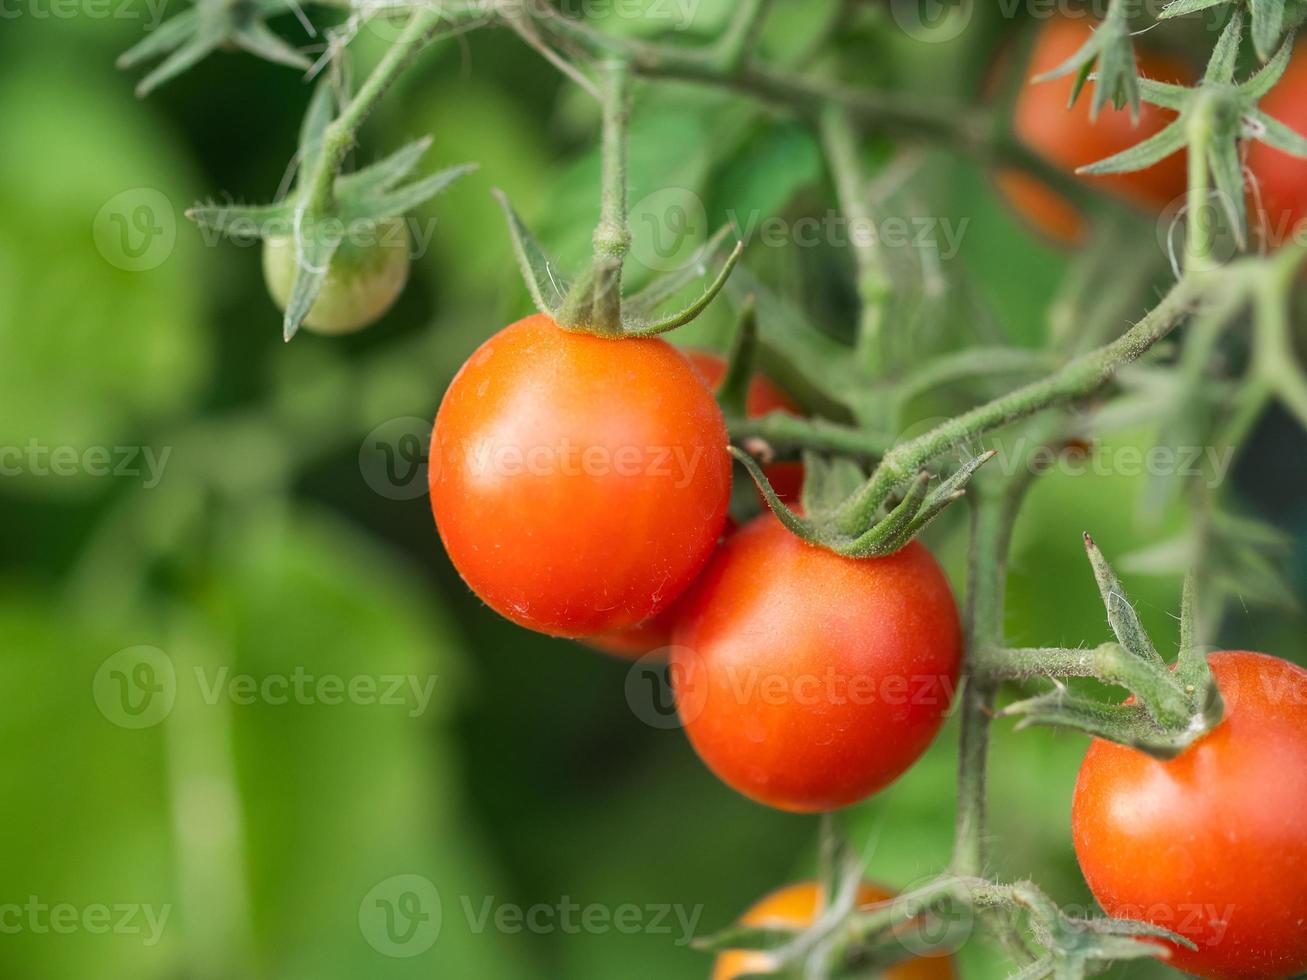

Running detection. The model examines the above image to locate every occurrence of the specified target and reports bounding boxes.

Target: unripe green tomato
[262,216,411,334]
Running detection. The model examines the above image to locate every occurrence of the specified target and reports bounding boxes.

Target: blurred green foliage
[1,4,1304,980]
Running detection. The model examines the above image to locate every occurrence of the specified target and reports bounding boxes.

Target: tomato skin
[1073,651,1307,980]
[1000,16,1193,245]
[1247,51,1307,248]
[713,881,956,980]
[429,314,732,638]
[263,217,411,334]
[671,513,962,812]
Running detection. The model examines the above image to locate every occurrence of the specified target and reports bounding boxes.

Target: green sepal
[119,0,312,96]
[494,194,742,337]
[1082,533,1164,666]
[1034,0,1141,121]
[717,296,759,419]
[732,447,993,558]
[1000,690,1209,759]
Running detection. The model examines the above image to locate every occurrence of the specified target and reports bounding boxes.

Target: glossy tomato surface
[671,513,962,812]
[1073,651,1307,980]
[713,881,956,980]
[429,314,732,637]
[1247,50,1307,248]
[999,16,1193,245]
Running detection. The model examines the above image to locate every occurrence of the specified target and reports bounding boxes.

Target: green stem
[1184,97,1217,276]
[820,106,892,377]
[712,0,773,71]
[834,275,1205,533]
[302,6,451,216]
[728,413,893,459]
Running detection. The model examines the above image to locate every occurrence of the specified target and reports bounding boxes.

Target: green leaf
[281,222,344,342]
[118,0,311,97]
[1078,120,1187,175]
[187,200,298,240]
[353,162,479,220]
[1252,0,1288,59]
[338,137,436,197]
[622,242,743,336]
[1207,132,1249,246]
[1250,109,1307,157]
[1158,0,1228,17]
[1206,9,1244,84]
[1242,33,1295,99]
[493,188,570,314]
[1082,534,1164,666]
[1000,691,1201,758]
[299,76,339,178]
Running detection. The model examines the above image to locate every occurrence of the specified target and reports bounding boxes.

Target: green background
[2,2,1305,978]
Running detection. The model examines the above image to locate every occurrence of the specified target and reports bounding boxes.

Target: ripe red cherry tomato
[671,512,962,812]
[1073,651,1307,980]
[998,16,1193,245]
[684,349,805,504]
[1247,49,1307,248]
[713,881,956,980]
[429,314,732,637]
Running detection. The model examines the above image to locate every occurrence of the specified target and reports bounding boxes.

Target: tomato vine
[119,1,1307,977]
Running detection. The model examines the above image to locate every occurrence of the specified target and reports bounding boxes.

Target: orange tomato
[714,881,957,980]
[999,15,1194,245]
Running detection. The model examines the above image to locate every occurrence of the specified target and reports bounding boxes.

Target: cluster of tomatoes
[314,13,1307,977]
[427,311,965,814]
[1002,15,1307,250]
[425,313,1307,980]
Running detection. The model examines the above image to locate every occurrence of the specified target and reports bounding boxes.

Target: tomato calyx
[998,534,1225,759]
[1078,13,1307,255]
[186,77,475,341]
[731,444,995,559]
[1033,0,1141,121]
[495,61,742,339]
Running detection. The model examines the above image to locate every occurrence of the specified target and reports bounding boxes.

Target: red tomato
[713,881,957,980]
[998,15,1194,245]
[1073,651,1307,980]
[671,512,962,812]
[587,352,803,657]
[684,349,805,504]
[1247,50,1307,248]
[429,314,732,637]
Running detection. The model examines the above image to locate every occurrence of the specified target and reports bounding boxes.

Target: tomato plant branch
[301,5,452,216]
[833,273,1210,535]
[820,106,892,377]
